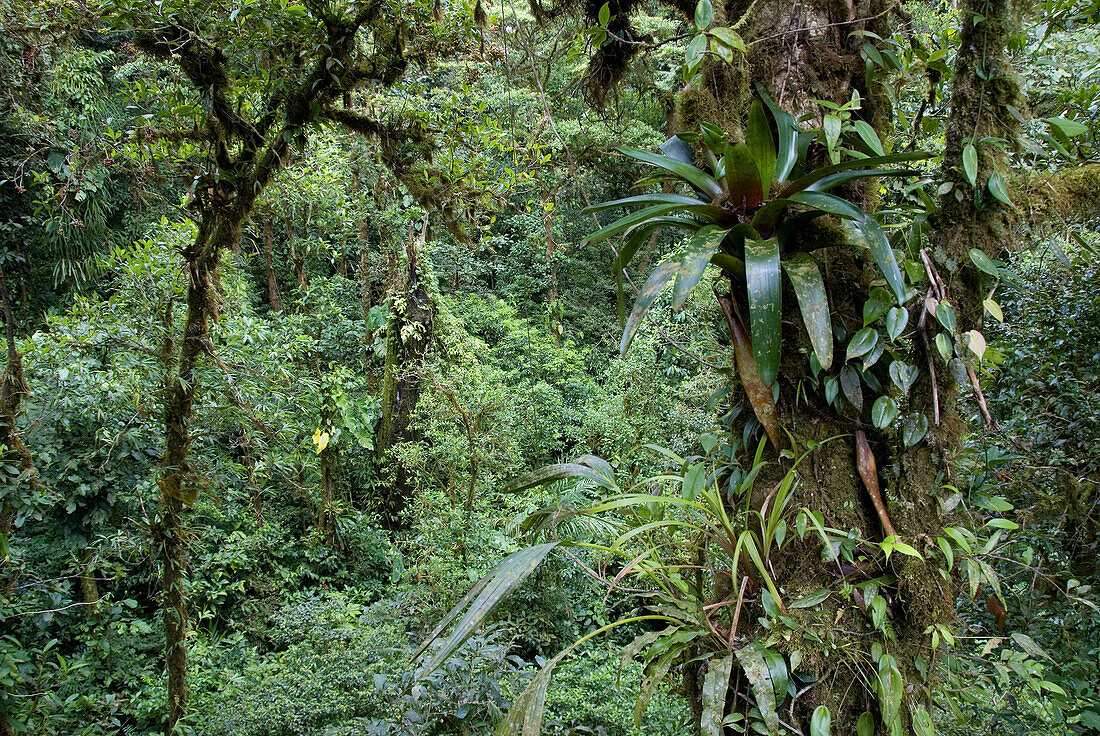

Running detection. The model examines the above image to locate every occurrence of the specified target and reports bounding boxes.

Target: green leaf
[618,147,724,200]
[824,114,842,155]
[786,191,864,220]
[686,33,707,71]
[583,193,707,213]
[935,301,957,333]
[1010,632,1054,662]
[885,306,908,340]
[853,120,885,156]
[840,365,862,409]
[790,588,831,609]
[802,168,920,194]
[724,143,765,207]
[505,463,617,493]
[1042,115,1088,138]
[710,26,745,52]
[871,396,899,428]
[969,248,998,276]
[673,226,731,309]
[745,237,782,386]
[695,0,714,29]
[847,327,878,360]
[414,543,558,678]
[598,2,610,25]
[622,258,679,354]
[889,360,916,393]
[701,654,735,736]
[756,84,802,183]
[811,705,832,736]
[857,712,875,736]
[747,100,777,198]
[782,151,932,194]
[763,648,789,706]
[902,412,928,447]
[846,215,906,304]
[735,642,780,735]
[682,462,707,501]
[988,171,1013,207]
[584,203,700,247]
[962,143,978,186]
[783,254,833,370]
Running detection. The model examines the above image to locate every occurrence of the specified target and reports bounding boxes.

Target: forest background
[0,0,1098,734]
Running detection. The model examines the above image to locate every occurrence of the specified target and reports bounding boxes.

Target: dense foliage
[1,0,1097,734]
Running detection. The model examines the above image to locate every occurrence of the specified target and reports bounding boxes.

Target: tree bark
[263,213,283,313]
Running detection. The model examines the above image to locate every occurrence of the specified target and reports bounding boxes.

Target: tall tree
[107,0,440,728]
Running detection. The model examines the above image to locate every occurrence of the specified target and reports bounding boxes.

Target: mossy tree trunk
[581,0,1029,730]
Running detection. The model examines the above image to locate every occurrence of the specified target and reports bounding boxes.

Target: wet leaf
[747,100,776,198]
[783,253,833,370]
[745,237,782,386]
[701,654,734,736]
[847,327,878,361]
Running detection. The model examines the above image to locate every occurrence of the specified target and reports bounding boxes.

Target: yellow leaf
[312,429,330,454]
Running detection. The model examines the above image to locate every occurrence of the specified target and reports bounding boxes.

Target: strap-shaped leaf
[701,654,735,736]
[584,203,692,246]
[673,226,731,309]
[659,134,695,163]
[621,257,679,355]
[723,142,764,207]
[746,100,777,198]
[710,252,745,278]
[612,226,655,276]
[414,542,558,678]
[786,191,864,220]
[756,84,802,183]
[801,168,920,194]
[745,237,782,386]
[735,641,781,735]
[781,151,932,194]
[505,463,618,493]
[783,253,833,370]
[583,192,707,213]
[618,146,724,200]
[846,215,906,304]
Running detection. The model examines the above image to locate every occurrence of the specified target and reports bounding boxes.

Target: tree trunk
[157,191,245,733]
[376,213,435,527]
[263,213,283,313]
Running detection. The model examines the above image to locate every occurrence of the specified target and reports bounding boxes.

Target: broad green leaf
[811,705,832,736]
[857,712,875,736]
[635,646,684,727]
[790,588,831,609]
[685,33,707,71]
[847,327,878,360]
[745,237,782,386]
[889,360,917,393]
[863,287,894,324]
[846,215,906,304]
[735,642,780,735]
[824,114,842,155]
[618,146,724,200]
[701,654,735,736]
[935,332,952,360]
[583,193,707,213]
[415,543,558,677]
[902,412,928,447]
[682,462,707,501]
[935,301,957,333]
[853,120,885,155]
[886,306,908,340]
[783,253,833,370]
[1011,632,1054,661]
[505,463,617,493]
[763,648,789,705]
[969,248,999,276]
[802,167,920,193]
[840,364,862,409]
[911,704,935,736]
[962,143,978,186]
[1042,115,1088,138]
[710,26,745,52]
[757,84,802,183]
[695,0,714,29]
[724,142,765,207]
[673,226,731,309]
[872,395,899,428]
[747,100,777,198]
[622,258,680,354]
[984,298,1003,322]
[598,2,610,25]
[988,171,1013,207]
